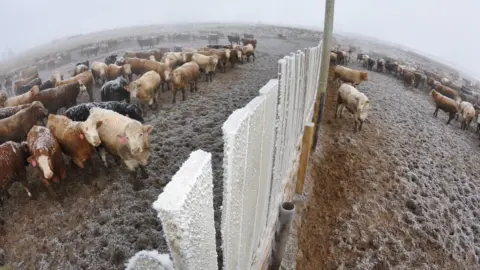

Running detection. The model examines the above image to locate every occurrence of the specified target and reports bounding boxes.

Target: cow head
[117,122,153,155]
[164,68,172,82]
[77,80,87,92]
[123,64,132,76]
[28,154,54,179]
[79,119,102,147]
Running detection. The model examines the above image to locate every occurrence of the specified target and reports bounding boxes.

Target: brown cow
[4,85,39,107]
[403,71,415,87]
[46,114,99,168]
[435,84,458,100]
[14,72,39,93]
[27,125,67,195]
[0,101,48,144]
[33,81,87,114]
[105,64,132,82]
[56,71,94,102]
[0,141,32,201]
[241,39,257,49]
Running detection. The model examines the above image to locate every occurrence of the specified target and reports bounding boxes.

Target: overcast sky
[0,0,478,78]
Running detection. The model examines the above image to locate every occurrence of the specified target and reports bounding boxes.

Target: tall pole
[311,0,335,151]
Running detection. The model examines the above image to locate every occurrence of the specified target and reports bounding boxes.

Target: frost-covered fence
[152,150,217,270]
[222,43,322,270]
[151,42,322,270]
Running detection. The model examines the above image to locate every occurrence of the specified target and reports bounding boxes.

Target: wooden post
[296,122,315,194]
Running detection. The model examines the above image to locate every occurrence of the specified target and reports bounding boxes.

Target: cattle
[0,104,31,120]
[4,85,40,107]
[101,76,130,103]
[376,59,385,72]
[27,125,67,195]
[84,107,153,180]
[241,39,257,49]
[0,141,31,201]
[403,70,415,87]
[65,101,144,123]
[91,61,108,85]
[0,101,48,144]
[16,77,42,95]
[129,70,162,114]
[33,81,87,114]
[0,92,6,107]
[105,64,132,82]
[105,54,118,65]
[413,72,427,89]
[241,44,255,63]
[124,51,152,59]
[367,58,375,71]
[76,60,90,69]
[73,64,89,77]
[170,61,200,104]
[14,72,39,94]
[46,114,98,168]
[56,71,94,102]
[228,35,241,45]
[40,79,55,91]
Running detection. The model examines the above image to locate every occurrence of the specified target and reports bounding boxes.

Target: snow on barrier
[152,150,217,270]
[151,42,322,270]
[222,43,322,269]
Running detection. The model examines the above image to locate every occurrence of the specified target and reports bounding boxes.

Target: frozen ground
[0,26,317,269]
[297,59,480,269]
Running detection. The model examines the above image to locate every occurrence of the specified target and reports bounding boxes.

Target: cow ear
[28,156,36,167]
[96,120,103,128]
[79,133,84,140]
[143,125,153,133]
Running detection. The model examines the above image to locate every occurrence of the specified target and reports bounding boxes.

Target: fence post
[311,0,335,152]
[295,122,314,194]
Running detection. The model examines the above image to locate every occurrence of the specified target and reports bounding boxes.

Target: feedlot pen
[0,37,317,269]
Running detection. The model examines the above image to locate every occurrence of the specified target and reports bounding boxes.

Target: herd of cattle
[0,37,258,202]
[329,48,480,135]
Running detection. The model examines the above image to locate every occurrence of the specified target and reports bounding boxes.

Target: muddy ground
[297,59,480,269]
[0,30,317,269]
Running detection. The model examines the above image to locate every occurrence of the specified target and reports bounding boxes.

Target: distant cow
[105,54,117,65]
[376,59,385,72]
[76,60,90,69]
[228,35,241,45]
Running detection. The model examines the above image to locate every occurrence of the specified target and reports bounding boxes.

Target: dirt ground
[296,60,480,269]
[0,29,317,269]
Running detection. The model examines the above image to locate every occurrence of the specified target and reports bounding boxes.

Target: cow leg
[194,78,198,91]
[19,172,32,198]
[210,72,213,82]
[434,107,439,117]
[359,120,364,131]
[447,113,455,125]
[205,73,209,82]
[354,121,358,133]
[182,88,186,101]
[73,157,85,169]
[98,147,108,168]
[139,165,149,179]
[253,52,256,62]
[172,89,177,104]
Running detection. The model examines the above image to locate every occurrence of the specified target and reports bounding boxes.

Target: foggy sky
[1,0,478,78]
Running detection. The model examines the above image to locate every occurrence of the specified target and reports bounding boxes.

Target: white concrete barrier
[222,43,323,269]
[153,41,323,270]
[152,150,217,270]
